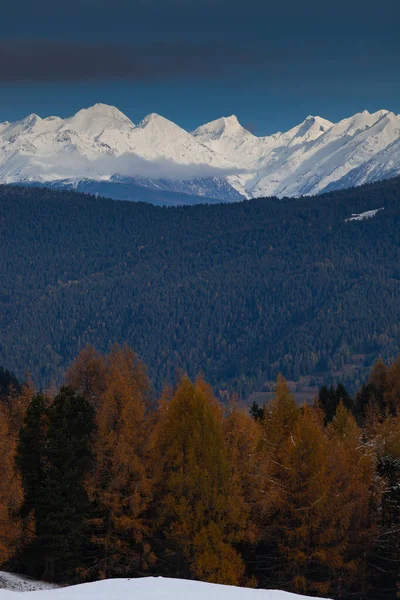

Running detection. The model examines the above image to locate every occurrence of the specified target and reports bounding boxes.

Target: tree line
[0,345,399,599]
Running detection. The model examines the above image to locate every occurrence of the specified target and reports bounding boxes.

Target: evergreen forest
[2,178,400,396]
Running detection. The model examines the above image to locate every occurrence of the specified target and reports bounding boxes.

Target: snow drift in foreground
[0,575,330,600]
[0,572,58,593]
[1,103,400,203]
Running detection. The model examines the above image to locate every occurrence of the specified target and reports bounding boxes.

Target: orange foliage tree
[0,405,23,566]
[153,376,245,584]
[85,344,154,579]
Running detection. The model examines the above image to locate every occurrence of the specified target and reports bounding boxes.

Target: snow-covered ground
[0,574,329,600]
[0,572,58,592]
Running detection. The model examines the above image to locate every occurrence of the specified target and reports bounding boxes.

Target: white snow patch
[0,572,58,592]
[345,207,384,222]
[0,575,330,600]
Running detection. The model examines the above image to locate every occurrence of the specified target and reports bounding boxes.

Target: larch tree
[252,375,299,588]
[154,376,245,585]
[224,404,274,544]
[65,345,106,407]
[384,355,400,415]
[0,405,23,567]
[6,377,35,438]
[263,374,299,458]
[85,344,154,580]
[370,358,388,393]
[271,405,361,597]
[327,403,382,599]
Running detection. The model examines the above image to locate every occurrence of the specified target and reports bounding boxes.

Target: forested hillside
[1,178,400,394]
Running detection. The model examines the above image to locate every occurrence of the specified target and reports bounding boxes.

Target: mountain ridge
[0,104,400,203]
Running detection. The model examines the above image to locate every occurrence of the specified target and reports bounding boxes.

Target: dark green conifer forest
[1,178,400,396]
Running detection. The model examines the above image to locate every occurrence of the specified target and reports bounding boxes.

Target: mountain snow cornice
[0,103,399,202]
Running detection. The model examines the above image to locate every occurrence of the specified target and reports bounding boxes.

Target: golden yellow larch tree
[65,345,106,407]
[271,405,362,597]
[154,376,245,584]
[327,403,383,598]
[0,405,23,566]
[85,344,154,579]
[263,374,299,456]
[223,403,276,546]
[384,355,400,415]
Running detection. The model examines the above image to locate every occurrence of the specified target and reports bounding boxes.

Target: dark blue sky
[0,0,399,134]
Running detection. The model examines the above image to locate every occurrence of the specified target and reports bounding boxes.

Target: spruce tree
[38,387,96,581]
[16,394,48,576]
[17,395,48,518]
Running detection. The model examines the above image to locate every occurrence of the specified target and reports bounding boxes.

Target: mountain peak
[77,103,128,119]
[192,115,250,142]
[137,113,166,127]
[22,113,42,126]
[63,104,134,137]
[281,114,333,145]
[221,115,240,126]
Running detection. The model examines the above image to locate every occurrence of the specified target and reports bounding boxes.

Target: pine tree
[0,405,23,566]
[38,387,96,581]
[318,383,352,424]
[249,401,264,421]
[154,376,245,584]
[85,344,154,579]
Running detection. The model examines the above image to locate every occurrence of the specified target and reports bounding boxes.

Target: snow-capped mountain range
[1,103,400,204]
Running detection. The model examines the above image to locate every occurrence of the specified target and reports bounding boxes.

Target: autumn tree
[384,355,400,415]
[224,404,274,546]
[266,404,379,597]
[0,405,23,566]
[65,345,106,406]
[154,376,245,584]
[327,403,382,599]
[263,374,299,455]
[85,344,154,580]
[355,359,388,425]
